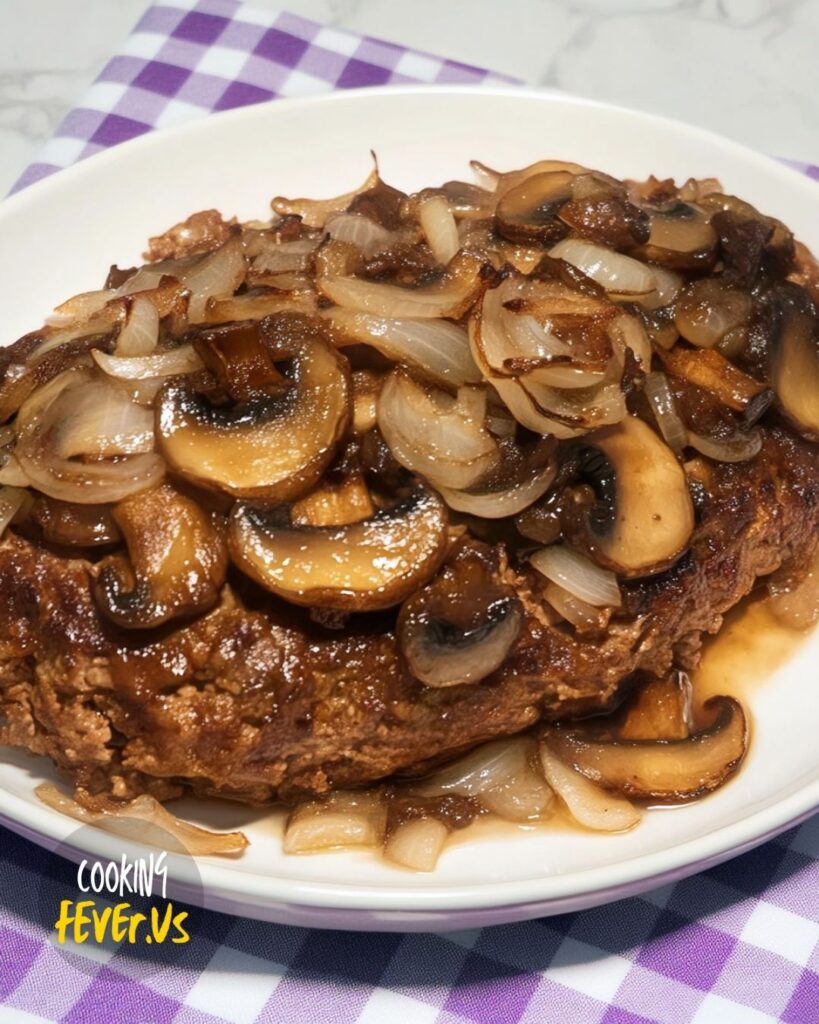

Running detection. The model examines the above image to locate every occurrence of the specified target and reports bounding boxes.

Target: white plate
[0,86,817,932]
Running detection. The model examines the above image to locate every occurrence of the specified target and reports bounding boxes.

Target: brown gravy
[449,593,815,846]
[692,591,813,707]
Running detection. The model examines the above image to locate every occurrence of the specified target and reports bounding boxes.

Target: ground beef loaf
[0,426,815,808]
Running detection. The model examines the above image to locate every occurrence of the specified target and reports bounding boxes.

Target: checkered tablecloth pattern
[1,821,818,1024]
[11,0,511,193]
[2,1,818,1021]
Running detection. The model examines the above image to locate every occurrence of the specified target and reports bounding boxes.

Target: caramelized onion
[470,276,625,438]
[661,346,765,413]
[418,737,553,821]
[179,235,246,323]
[114,296,159,356]
[16,369,165,504]
[384,818,449,871]
[317,251,486,319]
[538,745,640,831]
[52,381,155,458]
[436,463,557,518]
[113,266,165,297]
[440,179,496,220]
[28,303,126,364]
[418,195,460,264]
[36,783,247,855]
[251,238,319,275]
[271,166,380,229]
[686,427,762,463]
[378,370,499,489]
[549,238,655,298]
[93,345,203,380]
[644,371,688,455]
[674,278,753,349]
[473,158,591,195]
[283,791,386,853]
[324,212,394,258]
[47,289,114,327]
[0,457,29,487]
[542,580,608,630]
[203,289,317,324]
[324,309,481,385]
[767,546,819,630]
[530,543,621,607]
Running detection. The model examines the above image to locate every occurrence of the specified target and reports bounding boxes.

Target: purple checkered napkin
[2,1,819,1022]
[12,0,511,193]
[1,822,818,1023]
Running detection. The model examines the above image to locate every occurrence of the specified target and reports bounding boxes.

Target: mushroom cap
[94,482,227,629]
[398,543,522,688]
[157,318,351,500]
[228,484,449,611]
[542,696,747,802]
[767,287,819,442]
[568,414,695,577]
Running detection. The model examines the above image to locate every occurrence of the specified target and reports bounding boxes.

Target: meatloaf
[0,425,815,806]
[0,161,817,812]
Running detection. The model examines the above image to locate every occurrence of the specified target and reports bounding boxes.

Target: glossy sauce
[691,591,813,706]
[447,591,815,846]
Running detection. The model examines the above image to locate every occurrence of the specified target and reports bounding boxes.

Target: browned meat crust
[0,426,816,807]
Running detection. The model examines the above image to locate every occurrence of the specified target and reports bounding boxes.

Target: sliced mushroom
[766,287,819,441]
[634,202,717,270]
[495,171,574,245]
[94,482,228,628]
[541,696,748,802]
[229,484,449,611]
[33,497,121,547]
[157,317,351,500]
[557,176,650,250]
[565,415,695,576]
[398,543,522,687]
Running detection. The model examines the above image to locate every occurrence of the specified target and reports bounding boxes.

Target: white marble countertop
[2,0,818,195]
